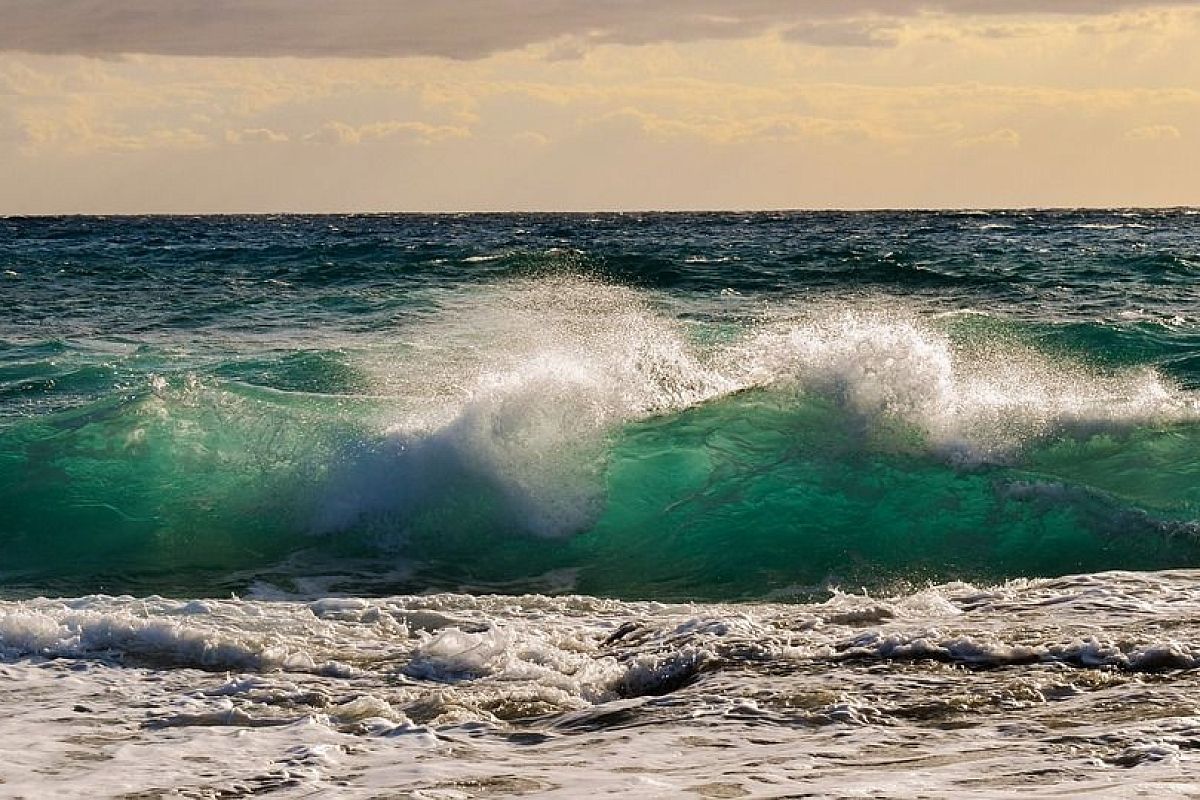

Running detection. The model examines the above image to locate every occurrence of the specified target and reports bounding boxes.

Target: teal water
[2,211,1199,599]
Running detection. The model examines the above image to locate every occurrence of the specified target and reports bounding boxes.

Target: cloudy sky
[2,1,1198,212]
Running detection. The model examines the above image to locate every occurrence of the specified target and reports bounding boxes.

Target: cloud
[225,127,289,144]
[19,107,209,153]
[0,1,1190,59]
[511,131,551,146]
[305,120,470,145]
[605,106,890,144]
[953,127,1021,148]
[1124,123,1182,140]
[782,19,901,48]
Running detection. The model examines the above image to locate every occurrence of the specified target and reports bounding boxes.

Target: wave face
[2,211,1200,599]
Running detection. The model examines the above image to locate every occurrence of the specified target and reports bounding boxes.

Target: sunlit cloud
[1124,123,1183,140]
[304,120,471,146]
[954,127,1021,148]
[225,127,289,144]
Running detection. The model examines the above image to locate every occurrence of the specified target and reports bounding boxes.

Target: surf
[2,277,1198,598]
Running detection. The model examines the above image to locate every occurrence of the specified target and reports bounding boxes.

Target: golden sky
[2,1,1198,212]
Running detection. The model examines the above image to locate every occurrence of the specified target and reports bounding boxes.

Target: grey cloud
[782,20,901,48]
[0,0,1191,59]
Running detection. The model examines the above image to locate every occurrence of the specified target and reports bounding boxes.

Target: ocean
[2,210,1199,796]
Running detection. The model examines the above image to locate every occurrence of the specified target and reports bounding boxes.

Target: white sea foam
[730,308,1195,462]
[5,572,1200,797]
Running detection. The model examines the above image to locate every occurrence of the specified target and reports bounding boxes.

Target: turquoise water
[2,211,1199,599]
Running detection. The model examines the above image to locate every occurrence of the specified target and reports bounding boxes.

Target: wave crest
[317,286,1197,541]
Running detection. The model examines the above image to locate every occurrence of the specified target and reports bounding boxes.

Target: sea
[2,210,1200,797]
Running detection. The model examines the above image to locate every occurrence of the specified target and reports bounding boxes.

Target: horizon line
[4,204,1199,219]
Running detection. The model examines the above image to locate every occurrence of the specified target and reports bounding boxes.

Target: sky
[1,1,1198,213]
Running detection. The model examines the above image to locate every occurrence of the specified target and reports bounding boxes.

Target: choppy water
[2,210,1200,796]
